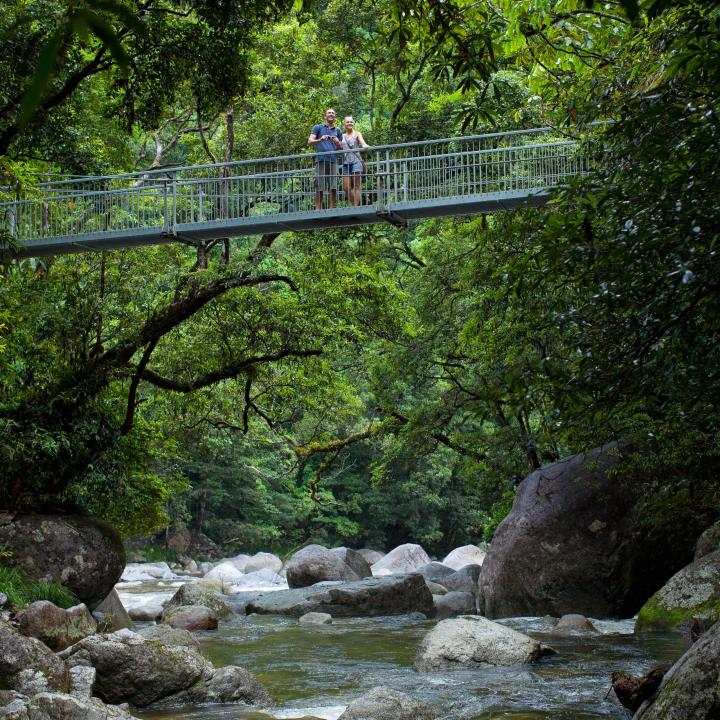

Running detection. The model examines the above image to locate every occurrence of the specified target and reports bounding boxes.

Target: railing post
[385,150,392,207]
[171,172,177,234]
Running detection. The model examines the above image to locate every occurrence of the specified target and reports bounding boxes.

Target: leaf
[18,27,66,126]
[76,10,130,75]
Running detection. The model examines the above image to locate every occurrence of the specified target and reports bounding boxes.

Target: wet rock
[371,544,431,577]
[299,612,332,624]
[17,601,96,652]
[165,583,232,619]
[0,618,69,694]
[286,545,361,588]
[0,691,140,719]
[413,616,556,671]
[433,591,476,620]
[695,522,720,560]
[137,624,200,649]
[93,589,134,633]
[550,614,599,636]
[338,686,436,719]
[0,514,124,609]
[244,552,283,575]
[609,664,669,714]
[246,575,434,617]
[479,443,695,619]
[635,550,720,633]
[330,547,372,579]
[442,545,486,571]
[440,565,481,595]
[160,605,218,631]
[416,562,455,583]
[634,620,720,719]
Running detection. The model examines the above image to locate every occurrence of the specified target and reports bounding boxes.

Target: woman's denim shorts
[342,160,364,175]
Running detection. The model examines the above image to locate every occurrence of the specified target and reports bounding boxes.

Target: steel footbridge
[1,127,591,258]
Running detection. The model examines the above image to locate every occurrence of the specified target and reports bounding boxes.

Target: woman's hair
[344,116,354,124]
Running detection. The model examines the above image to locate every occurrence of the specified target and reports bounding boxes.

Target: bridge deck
[1,128,587,258]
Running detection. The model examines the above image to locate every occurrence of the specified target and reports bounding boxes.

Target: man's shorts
[316,161,338,193]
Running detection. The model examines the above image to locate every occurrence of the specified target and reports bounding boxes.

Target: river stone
[93,589,134,633]
[695,522,720,560]
[68,664,96,698]
[137,624,200,649]
[371,544,431,577]
[228,553,252,571]
[479,443,695,619]
[0,513,124,609]
[0,692,140,719]
[227,569,287,592]
[330,547,372,579]
[0,618,69,694]
[244,552,283,575]
[286,545,361,588]
[338,686,437,719]
[634,619,720,719]
[440,565,481,595]
[426,581,447,595]
[433,591,476,619]
[246,575,434,617]
[165,583,232,619]
[120,562,175,582]
[203,561,245,586]
[442,545,486,571]
[550,614,599,636]
[18,601,96,652]
[413,616,556,671]
[416,562,455,583]
[358,549,385,565]
[299,612,332,624]
[160,605,218,631]
[635,549,720,633]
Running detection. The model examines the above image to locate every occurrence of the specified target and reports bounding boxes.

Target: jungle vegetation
[0,0,718,555]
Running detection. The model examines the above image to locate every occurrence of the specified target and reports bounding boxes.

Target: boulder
[244,552,283,575]
[425,581,447,595]
[60,629,271,708]
[165,583,232,619]
[93,590,134,633]
[695,523,720,560]
[413,616,556,671]
[246,575,434,618]
[299,612,332,624]
[286,545,361,588]
[227,553,251,572]
[120,562,175,583]
[0,692,140,719]
[203,561,245,586]
[433,591,476,620]
[338,686,436,720]
[0,514,124,609]
[0,618,69,694]
[416,562,455,583]
[226,569,287,592]
[17,601,96,652]
[634,620,720,719]
[358,549,385,565]
[635,550,720,633]
[550,614,599,636]
[330,547,372,579]
[442,545,486,571]
[371,544,431,577]
[137,624,200,650]
[479,444,694,619]
[160,605,218,631]
[440,565,481,595]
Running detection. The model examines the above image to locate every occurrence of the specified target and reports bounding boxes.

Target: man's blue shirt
[311,124,343,162]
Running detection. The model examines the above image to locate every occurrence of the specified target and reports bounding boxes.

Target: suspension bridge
[1,127,591,259]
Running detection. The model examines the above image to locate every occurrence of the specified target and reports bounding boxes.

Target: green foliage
[0,565,77,611]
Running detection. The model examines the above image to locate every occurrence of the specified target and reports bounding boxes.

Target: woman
[341,116,370,207]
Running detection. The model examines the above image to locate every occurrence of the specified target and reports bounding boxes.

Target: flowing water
[132,610,688,720]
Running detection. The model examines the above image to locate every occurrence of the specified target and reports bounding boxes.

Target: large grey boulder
[160,605,218,631]
[635,550,720,633]
[695,523,720,560]
[416,563,455,583]
[246,575,434,617]
[0,619,69,695]
[165,583,232,619]
[244,552,283,575]
[358,549,385,565]
[0,514,124,609]
[137,624,200,650]
[226,569,286,591]
[338,686,436,719]
[413,616,556,671]
[0,692,139,719]
[285,545,361,588]
[550,614,599,636]
[433,591,476,620]
[634,620,720,719]
[60,628,271,709]
[330,547,372,579]
[17,602,96,652]
[439,565,481,595]
[479,444,695,619]
[93,590,134,633]
[203,561,245,586]
[371,544,431,577]
[442,545,486,571]
[120,562,175,583]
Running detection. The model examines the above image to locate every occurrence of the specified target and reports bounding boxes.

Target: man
[308,108,343,210]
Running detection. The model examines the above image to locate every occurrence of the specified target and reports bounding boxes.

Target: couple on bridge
[308,108,370,210]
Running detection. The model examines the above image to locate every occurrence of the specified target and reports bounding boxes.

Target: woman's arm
[356,132,370,148]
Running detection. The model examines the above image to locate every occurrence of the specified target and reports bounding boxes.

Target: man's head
[324,108,337,124]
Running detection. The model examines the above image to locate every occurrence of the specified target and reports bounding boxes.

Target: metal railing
[0,127,591,252]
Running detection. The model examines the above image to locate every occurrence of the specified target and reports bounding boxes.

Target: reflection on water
[134,613,688,720]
